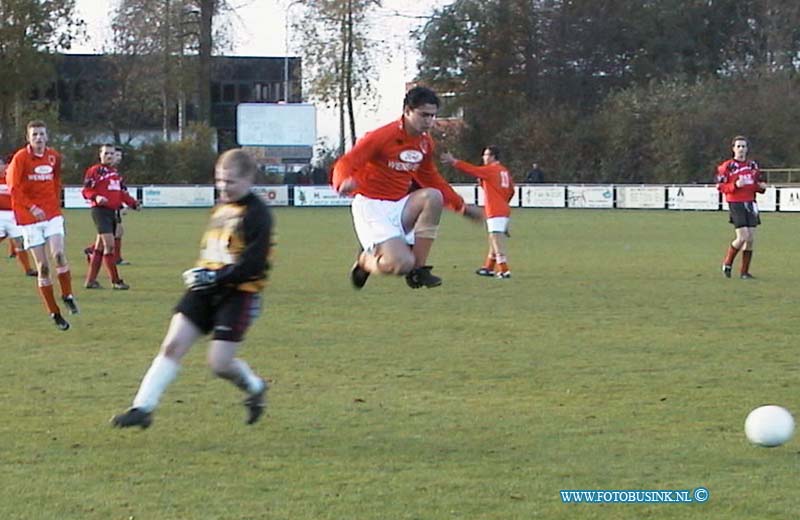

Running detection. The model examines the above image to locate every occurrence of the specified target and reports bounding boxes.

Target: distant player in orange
[442,146,515,278]
[0,154,36,277]
[7,120,78,330]
[82,144,139,289]
[331,86,482,290]
[716,135,766,279]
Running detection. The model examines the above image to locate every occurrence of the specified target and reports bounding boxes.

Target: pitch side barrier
[61,184,800,211]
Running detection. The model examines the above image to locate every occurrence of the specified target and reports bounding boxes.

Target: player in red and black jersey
[82,144,140,289]
[716,135,766,279]
[112,149,273,429]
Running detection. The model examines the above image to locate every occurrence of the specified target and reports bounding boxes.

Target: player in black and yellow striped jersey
[112,149,273,429]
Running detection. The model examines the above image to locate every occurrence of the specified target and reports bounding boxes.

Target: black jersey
[195,192,272,293]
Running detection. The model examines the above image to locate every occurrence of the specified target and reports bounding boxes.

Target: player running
[7,121,77,331]
[111,149,272,429]
[716,135,766,280]
[442,146,515,278]
[331,86,482,290]
[82,144,139,289]
[0,155,36,277]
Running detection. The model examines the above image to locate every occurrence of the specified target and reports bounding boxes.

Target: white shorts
[20,215,65,249]
[486,217,510,234]
[351,194,415,252]
[0,210,22,239]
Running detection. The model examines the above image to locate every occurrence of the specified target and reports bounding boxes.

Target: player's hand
[461,204,484,222]
[440,152,456,165]
[337,177,357,196]
[94,195,109,206]
[182,267,217,291]
[758,182,768,190]
[29,205,46,221]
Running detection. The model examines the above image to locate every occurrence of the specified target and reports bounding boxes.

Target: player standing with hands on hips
[716,135,766,280]
[112,149,272,429]
[331,86,482,290]
[442,146,515,278]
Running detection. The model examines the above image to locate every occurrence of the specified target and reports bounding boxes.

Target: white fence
[62,184,798,211]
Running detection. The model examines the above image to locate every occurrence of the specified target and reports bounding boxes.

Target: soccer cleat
[25,269,38,277]
[116,259,131,266]
[495,271,512,279]
[475,267,495,277]
[740,273,755,280]
[62,295,79,315]
[243,380,269,425]
[405,266,442,289]
[112,280,130,290]
[349,261,370,289]
[722,264,732,278]
[111,407,153,429]
[84,280,102,289]
[51,313,70,331]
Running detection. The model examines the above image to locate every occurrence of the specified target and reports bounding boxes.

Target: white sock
[132,355,180,412]
[230,358,265,394]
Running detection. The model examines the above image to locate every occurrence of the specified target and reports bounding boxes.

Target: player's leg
[112,313,203,428]
[46,228,78,315]
[115,217,128,265]
[491,232,511,278]
[722,204,746,277]
[12,237,36,276]
[206,291,268,424]
[23,223,68,330]
[85,234,104,288]
[476,233,496,276]
[401,188,444,288]
[740,226,756,279]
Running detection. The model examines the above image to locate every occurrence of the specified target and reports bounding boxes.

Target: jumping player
[331,86,482,290]
[442,146,515,278]
[111,149,272,429]
[7,121,77,330]
[82,144,139,289]
[716,135,767,279]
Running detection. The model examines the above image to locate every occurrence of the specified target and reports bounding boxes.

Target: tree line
[416,0,800,183]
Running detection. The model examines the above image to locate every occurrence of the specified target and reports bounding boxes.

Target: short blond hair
[216,149,257,178]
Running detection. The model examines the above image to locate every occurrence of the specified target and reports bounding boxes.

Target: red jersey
[0,172,11,211]
[716,159,765,203]
[331,118,465,212]
[452,160,514,218]
[82,163,138,210]
[6,145,63,225]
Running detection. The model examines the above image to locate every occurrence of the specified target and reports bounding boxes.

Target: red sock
[103,254,121,282]
[741,250,753,274]
[57,270,73,298]
[87,251,103,283]
[114,238,122,263]
[723,245,740,266]
[38,283,60,314]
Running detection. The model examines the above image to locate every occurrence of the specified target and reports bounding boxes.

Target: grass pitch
[0,207,798,519]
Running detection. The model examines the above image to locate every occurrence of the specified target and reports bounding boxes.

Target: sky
[70,0,454,147]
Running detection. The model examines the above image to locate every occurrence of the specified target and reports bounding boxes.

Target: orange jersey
[0,173,11,210]
[7,145,63,225]
[331,118,465,212]
[452,160,514,218]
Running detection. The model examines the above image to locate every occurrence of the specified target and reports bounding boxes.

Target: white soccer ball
[745,405,795,447]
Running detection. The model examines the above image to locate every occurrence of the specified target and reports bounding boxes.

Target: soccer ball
[744,405,795,447]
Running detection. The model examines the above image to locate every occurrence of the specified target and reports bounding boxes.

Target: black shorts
[92,207,118,234]
[728,201,760,228]
[175,288,262,342]
[115,209,123,224]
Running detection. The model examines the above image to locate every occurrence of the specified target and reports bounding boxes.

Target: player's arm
[330,129,387,194]
[81,165,101,202]
[216,203,272,286]
[452,159,491,180]
[121,189,140,209]
[54,153,63,205]
[413,146,466,213]
[715,162,737,194]
[753,163,767,193]
[6,154,37,213]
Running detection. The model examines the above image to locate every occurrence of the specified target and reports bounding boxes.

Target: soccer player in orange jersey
[7,121,77,330]
[331,86,482,289]
[442,146,516,278]
[0,155,37,277]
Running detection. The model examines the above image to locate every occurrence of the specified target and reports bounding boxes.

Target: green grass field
[1,207,798,519]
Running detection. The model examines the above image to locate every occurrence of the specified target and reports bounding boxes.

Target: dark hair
[485,145,500,160]
[100,143,115,150]
[731,135,749,147]
[403,86,440,110]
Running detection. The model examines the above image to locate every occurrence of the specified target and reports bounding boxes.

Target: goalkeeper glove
[182,267,217,290]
